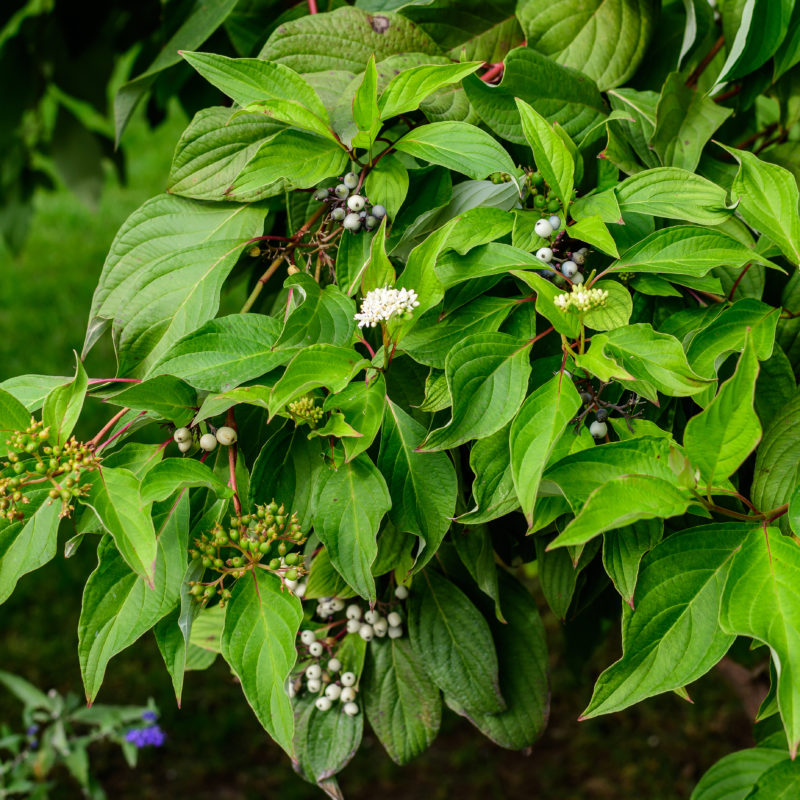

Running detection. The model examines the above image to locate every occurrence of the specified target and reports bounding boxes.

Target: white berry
[328,658,341,673]
[173,427,191,443]
[331,207,345,221]
[364,609,378,624]
[534,219,554,239]
[394,585,409,600]
[590,420,608,439]
[178,440,192,453]
[572,251,585,265]
[359,624,374,641]
[315,696,332,711]
[341,672,356,687]
[294,582,306,598]
[309,641,323,657]
[286,681,296,698]
[340,687,356,703]
[300,630,316,646]
[199,433,217,452]
[371,204,386,219]
[346,604,362,620]
[387,612,402,628]
[572,272,585,285]
[334,184,349,199]
[216,426,237,446]
[306,679,321,692]
[364,215,378,230]
[372,618,388,637]
[343,172,359,189]
[305,664,321,680]
[343,213,362,231]
[330,597,345,612]
[342,702,359,717]
[548,215,561,230]
[346,618,361,634]
[388,626,403,639]
[561,260,578,278]
[325,683,342,701]
[536,247,554,263]
[347,195,365,212]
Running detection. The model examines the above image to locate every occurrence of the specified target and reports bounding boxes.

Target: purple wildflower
[141,711,158,723]
[124,725,166,748]
[26,725,39,736]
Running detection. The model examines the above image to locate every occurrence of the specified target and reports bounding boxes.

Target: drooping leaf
[42,358,88,447]
[602,520,664,608]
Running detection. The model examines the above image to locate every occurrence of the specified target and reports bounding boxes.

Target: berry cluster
[573,383,644,439]
[534,218,590,286]
[1,419,100,521]
[525,170,572,213]
[290,639,361,717]
[188,501,306,605]
[315,172,387,233]
[173,425,236,454]
[287,395,324,427]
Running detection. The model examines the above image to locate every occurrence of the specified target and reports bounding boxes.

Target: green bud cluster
[187,500,307,607]
[488,171,511,184]
[524,169,577,213]
[287,395,324,427]
[1,419,100,522]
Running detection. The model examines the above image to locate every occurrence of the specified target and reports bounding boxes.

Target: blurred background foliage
[0,0,771,797]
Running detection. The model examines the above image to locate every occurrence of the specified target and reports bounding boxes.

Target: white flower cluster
[554,284,609,313]
[354,285,419,328]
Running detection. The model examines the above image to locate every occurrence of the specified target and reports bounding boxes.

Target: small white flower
[354,285,420,328]
[554,283,609,313]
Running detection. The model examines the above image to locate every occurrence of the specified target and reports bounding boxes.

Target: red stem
[728,263,752,300]
[686,34,725,88]
[87,378,142,385]
[89,408,129,447]
[480,62,504,83]
[96,411,147,452]
[307,0,318,13]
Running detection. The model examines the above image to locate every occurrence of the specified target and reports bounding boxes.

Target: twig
[307,0,318,13]
[728,263,752,300]
[89,408,129,447]
[686,34,725,88]
[95,411,147,452]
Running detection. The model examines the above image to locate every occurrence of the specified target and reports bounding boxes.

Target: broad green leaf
[352,55,380,148]
[78,495,190,702]
[720,527,800,756]
[378,399,457,572]
[312,456,391,600]
[602,520,664,608]
[451,525,503,621]
[714,0,794,85]
[231,130,349,197]
[446,570,549,749]
[364,154,409,219]
[379,61,481,120]
[719,145,800,266]
[362,638,441,765]
[566,215,619,258]
[42,358,87,447]
[0,388,31,457]
[463,47,607,144]
[393,121,516,180]
[358,219,395,296]
[268,345,369,420]
[167,107,284,201]
[190,605,225,654]
[149,314,283,393]
[515,98,574,209]
[259,7,439,73]
[549,475,692,550]
[140,459,233,504]
[510,375,581,526]
[336,224,377,298]
[104,375,197,426]
[678,0,715,68]
[605,88,660,171]
[774,2,800,80]
[181,51,329,121]
[0,375,68,414]
[534,534,599,618]
[221,569,303,754]
[436,243,539,290]
[407,568,504,713]
[582,280,633,332]
[80,467,156,584]
[84,195,265,374]
[690,745,788,800]
[419,333,532,452]
[582,523,751,718]
[746,758,800,798]
[614,168,731,225]
[0,495,61,605]
[511,271,581,338]
[607,225,776,277]
[517,0,658,90]
[685,336,761,488]
[650,72,731,172]
[323,375,386,463]
[304,547,358,600]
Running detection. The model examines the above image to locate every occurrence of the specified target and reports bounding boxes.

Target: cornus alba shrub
[3,0,800,795]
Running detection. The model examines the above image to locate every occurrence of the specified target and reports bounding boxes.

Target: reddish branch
[686,34,725,88]
[307,0,318,14]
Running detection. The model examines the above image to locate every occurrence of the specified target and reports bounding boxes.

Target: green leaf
[720,527,800,756]
[181,51,329,122]
[714,0,794,85]
[78,495,190,702]
[140,458,233,504]
[407,568,504,713]
[685,335,761,488]
[419,333,532,452]
[167,107,284,201]
[582,523,751,719]
[378,399,457,572]
[104,375,197,426]
[566,215,619,258]
[773,2,800,80]
[0,496,61,605]
[510,375,581,526]
[602,520,664,608]
[451,525,504,622]
[362,638,441,765]
[312,456,392,600]
[650,72,731,172]
[324,375,386,463]
[517,0,658,90]
[42,358,87,447]
[515,98,573,210]
[84,195,265,375]
[613,168,731,225]
[745,757,800,798]
[549,475,692,550]
[150,314,283,393]
[582,280,633,332]
[463,47,607,144]
[0,375,68,414]
[364,154,409,220]
[352,55,381,148]
[268,345,369,420]
[690,745,788,800]
[510,271,580,338]
[0,388,31,457]
[718,145,800,266]
[221,569,303,754]
[231,130,348,196]
[80,467,157,585]
[393,121,517,180]
[607,225,776,277]
[379,61,481,120]
[304,547,358,600]
[446,571,549,749]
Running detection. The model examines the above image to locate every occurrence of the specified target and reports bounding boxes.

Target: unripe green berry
[314,188,329,201]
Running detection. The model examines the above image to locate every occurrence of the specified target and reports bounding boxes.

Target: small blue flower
[141,711,158,723]
[26,725,39,736]
[125,725,166,748]
[29,739,38,751]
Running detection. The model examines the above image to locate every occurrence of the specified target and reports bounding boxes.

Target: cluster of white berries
[533,215,589,285]
[344,604,404,641]
[553,284,609,313]
[173,425,237,454]
[314,595,346,618]
[315,172,387,233]
[354,285,420,329]
[292,630,360,716]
